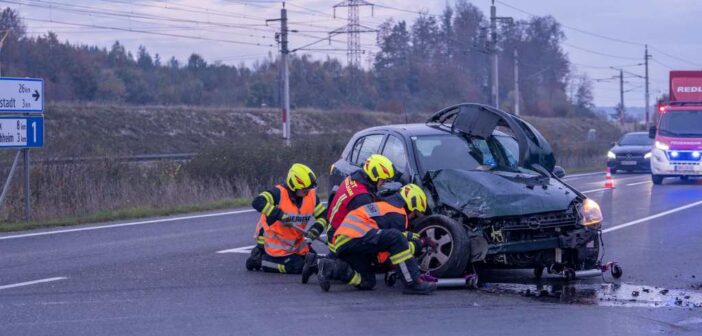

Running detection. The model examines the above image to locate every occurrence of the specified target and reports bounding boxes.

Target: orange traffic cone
[604,167,615,189]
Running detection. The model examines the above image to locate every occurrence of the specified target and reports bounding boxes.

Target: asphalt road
[2,172,702,336]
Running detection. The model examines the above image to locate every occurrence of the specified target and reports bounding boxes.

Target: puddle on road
[480,282,702,308]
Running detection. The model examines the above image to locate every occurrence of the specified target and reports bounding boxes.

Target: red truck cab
[649,71,702,184]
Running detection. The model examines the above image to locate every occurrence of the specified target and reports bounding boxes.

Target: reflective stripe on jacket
[259,185,316,257]
[328,176,371,230]
[332,201,407,250]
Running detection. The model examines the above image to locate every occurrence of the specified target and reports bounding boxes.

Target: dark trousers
[261,252,307,274]
[336,229,419,289]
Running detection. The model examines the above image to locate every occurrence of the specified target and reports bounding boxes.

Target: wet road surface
[1,172,702,335]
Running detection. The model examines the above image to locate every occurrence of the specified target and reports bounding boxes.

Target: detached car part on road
[330,103,607,279]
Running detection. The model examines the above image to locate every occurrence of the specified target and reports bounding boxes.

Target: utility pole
[644,44,651,129]
[268,4,291,145]
[488,1,513,109]
[490,1,498,108]
[619,68,625,127]
[331,0,376,68]
[514,48,519,116]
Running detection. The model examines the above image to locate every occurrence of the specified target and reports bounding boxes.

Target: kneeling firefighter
[317,184,436,295]
[245,163,328,274]
[301,154,397,284]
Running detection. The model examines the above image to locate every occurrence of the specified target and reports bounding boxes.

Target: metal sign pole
[23,148,29,222]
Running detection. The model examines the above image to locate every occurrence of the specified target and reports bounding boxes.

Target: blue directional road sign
[0,116,44,148]
[0,77,44,113]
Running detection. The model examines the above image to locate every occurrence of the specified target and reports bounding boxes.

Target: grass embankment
[0,103,620,231]
[0,198,250,233]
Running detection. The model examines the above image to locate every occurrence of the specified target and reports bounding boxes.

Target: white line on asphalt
[217,245,255,254]
[0,209,256,241]
[603,199,702,234]
[563,172,603,180]
[582,187,609,194]
[0,277,68,291]
[627,181,652,186]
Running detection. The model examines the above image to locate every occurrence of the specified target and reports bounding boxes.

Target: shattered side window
[353,134,384,166]
[382,135,408,173]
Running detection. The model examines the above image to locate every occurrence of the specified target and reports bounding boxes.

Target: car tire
[652,174,663,185]
[413,215,470,278]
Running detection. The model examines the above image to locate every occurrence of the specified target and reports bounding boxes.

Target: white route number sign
[0,77,44,113]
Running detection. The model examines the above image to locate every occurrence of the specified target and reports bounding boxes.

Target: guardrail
[32,153,197,165]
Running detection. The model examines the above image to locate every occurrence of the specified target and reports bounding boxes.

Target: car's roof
[360,123,508,137]
[624,131,648,136]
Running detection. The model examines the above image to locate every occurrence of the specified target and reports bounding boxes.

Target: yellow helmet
[286,163,317,191]
[363,154,396,182]
[400,183,427,213]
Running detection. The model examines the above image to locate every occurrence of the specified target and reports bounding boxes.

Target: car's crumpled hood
[428,169,577,218]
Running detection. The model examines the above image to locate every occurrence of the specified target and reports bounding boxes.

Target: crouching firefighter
[301,154,397,284]
[316,184,436,295]
[245,163,328,274]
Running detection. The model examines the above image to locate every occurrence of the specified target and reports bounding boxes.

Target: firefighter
[316,184,436,295]
[245,163,327,274]
[300,154,396,284]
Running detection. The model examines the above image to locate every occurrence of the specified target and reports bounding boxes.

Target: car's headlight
[655,141,669,150]
[644,152,652,159]
[607,151,616,159]
[580,199,603,226]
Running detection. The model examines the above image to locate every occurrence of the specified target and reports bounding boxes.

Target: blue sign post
[0,77,45,222]
[0,116,44,148]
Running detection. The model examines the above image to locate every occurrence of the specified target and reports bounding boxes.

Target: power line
[649,45,702,68]
[23,17,275,47]
[561,42,639,60]
[496,0,702,69]
[1,0,275,32]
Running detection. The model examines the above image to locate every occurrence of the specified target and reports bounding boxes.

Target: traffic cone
[604,167,615,189]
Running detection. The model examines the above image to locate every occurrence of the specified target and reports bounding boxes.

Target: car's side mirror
[649,126,657,139]
[553,166,566,179]
[611,141,617,147]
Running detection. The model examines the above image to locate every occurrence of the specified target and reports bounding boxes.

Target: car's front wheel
[413,215,470,278]
[652,174,663,185]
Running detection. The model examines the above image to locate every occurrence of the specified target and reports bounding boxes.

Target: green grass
[0,197,251,233]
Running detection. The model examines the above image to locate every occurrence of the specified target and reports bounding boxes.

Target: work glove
[412,237,437,253]
[279,213,295,227]
[306,222,324,241]
[403,231,420,241]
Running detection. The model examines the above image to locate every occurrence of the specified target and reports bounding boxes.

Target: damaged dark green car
[329,103,605,279]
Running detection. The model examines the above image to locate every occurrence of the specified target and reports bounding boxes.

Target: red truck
[649,71,702,184]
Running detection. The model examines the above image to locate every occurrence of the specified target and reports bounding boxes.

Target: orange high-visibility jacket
[257,185,316,257]
[333,201,408,245]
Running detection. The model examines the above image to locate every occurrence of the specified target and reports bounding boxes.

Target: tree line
[0,2,597,117]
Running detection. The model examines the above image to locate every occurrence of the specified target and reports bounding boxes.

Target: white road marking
[217,245,255,254]
[582,187,609,194]
[0,209,256,241]
[603,199,702,234]
[218,234,328,254]
[563,172,603,180]
[0,277,68,291]
[627,181,651,186]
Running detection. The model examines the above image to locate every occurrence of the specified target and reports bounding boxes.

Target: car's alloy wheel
[418,225,454,272]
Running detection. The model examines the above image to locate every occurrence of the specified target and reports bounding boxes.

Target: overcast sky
[4,0,702,107]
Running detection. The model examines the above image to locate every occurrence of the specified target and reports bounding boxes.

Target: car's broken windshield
[412,134,518,174]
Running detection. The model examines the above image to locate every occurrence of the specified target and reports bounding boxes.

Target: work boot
[402,279,437,295]
[245,245,263,271]
[317,258,335,292]
[301,252,319,284]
